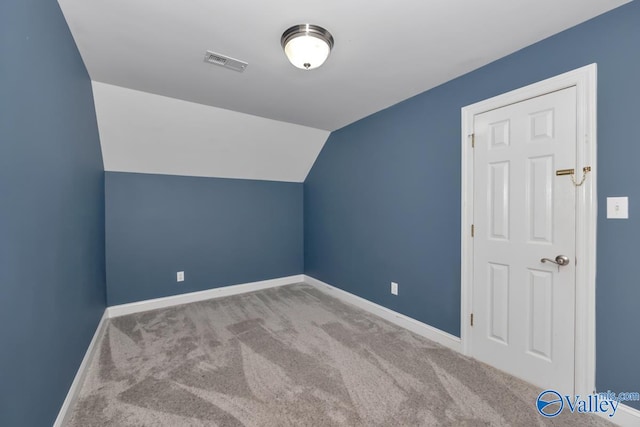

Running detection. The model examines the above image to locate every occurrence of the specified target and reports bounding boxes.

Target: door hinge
[470,313,474,327]
[471,224,475,237]
[471,133,475,148]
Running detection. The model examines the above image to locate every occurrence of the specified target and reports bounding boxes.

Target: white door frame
[460,64,598,396]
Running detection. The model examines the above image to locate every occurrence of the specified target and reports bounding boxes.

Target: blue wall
[106,172,303,305]
[305,2,640,405]
[0,0,106,425]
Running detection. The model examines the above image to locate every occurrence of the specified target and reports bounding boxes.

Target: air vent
[204,51,248,72]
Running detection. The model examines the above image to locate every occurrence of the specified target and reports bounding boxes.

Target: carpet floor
[67,283,612,426]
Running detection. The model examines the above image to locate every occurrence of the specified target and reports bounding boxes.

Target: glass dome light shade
[281,24,334,70]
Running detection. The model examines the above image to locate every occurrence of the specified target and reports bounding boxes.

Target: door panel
[528,156,553,242]
[472,87,577,394]
[488,263,509,344]
[528,268,553,360]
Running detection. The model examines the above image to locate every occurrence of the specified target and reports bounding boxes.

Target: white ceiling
[58,0,628,132]
[93,82,329,182]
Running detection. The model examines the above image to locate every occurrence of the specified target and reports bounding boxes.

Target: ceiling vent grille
[204,51,248,72]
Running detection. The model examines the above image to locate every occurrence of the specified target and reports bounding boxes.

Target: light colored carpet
[67,283,611,426]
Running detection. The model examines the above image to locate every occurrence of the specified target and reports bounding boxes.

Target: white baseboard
[53,311,108,427]
[599,402,640,427]
[107,275,305,318]
[303,275,462,352]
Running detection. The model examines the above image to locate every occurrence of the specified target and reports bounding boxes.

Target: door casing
[460,64,597,396]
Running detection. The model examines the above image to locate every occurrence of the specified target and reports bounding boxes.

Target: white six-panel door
[471,86,577,394]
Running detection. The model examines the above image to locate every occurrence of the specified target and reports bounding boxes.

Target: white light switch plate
[177,271,185,282]
[607,197,628,219]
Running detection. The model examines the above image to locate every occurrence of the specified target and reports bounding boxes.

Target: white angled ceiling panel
[93,82,329,183]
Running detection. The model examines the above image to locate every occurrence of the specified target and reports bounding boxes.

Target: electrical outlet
[391,282,398,295]
[177,271,184,282]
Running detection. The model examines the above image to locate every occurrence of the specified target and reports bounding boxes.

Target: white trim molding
[304,275,461,352]
[460,64,598,396]
[602,403,640,427]
[53,312,108,427]
[107,275,305,318]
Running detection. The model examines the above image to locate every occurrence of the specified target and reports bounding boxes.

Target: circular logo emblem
[537,390,564,417]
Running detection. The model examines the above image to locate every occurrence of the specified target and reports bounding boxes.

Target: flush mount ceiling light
[281,24,334,70]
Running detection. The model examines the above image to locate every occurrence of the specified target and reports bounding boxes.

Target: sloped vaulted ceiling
[58,0,629,182]
[92,82,329,182]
